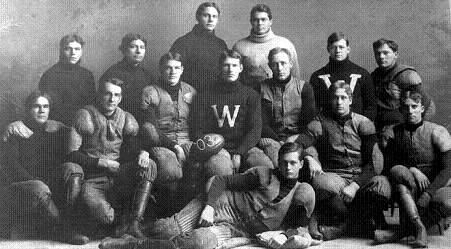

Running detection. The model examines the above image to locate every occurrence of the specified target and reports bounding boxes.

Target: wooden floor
[0,209,450,249]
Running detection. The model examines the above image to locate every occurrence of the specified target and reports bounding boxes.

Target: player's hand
[198,205,214,227]
[410,167,430,191]
[305,156,324,178]
[341,182,360,203]
[174,144,186,166]
[232,154,241,173]
[99,158,120,174]
[417,192,432,209]
[137,150,150,169]
[268,234,288,249]
[2,121,33,142]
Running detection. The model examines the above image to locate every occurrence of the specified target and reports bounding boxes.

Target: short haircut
[59,34,85,49]
[159,52,183,70]
[327,32,349,48]
[196,2,220,18]
[219,49,242,66]
[278,142,305,161]
[98,78,124,94]
[402,88,424,106]
[250,4,272,20]
[268,47,292,63]
[373,38,398,52]
[25,90,51,110]
[119,33,147,52]
[329,80,352,99]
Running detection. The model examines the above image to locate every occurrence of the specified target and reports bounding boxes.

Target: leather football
[190,133,225,162]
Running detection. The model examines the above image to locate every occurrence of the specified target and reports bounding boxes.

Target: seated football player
[190,50,273,178]
[374,89,451,248]
[2,90,87,244]
[66,78,156,239]
[295,80,391,241]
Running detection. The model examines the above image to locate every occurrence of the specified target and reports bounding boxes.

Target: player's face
[122,39,145,64]
[328,39,350,62]
[269,52,293,81]
[251,11,272,35]
[374,44,398,69]
[29,96,50,125]
[402,98,424,125]
[62,41,82,64]
[331,88,352,116]
[100,82,122,115]
[279,151,303,179]
[162,60,184,86]
[197,7,219,32]
[221,57,243,82]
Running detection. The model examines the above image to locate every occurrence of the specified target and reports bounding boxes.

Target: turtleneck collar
[379,62,398,73]
[159,79,181,100]
[274,169,297,188]
[217,78,241,92]
[249,28,276,43]
[405,120,424,132]
[192,24,216,38]
[328,56,352,70]
[57,60,79,71]
[23,118,46,134]
[332,112,352,126]
[273,75,292,87]
[119,58,142,70]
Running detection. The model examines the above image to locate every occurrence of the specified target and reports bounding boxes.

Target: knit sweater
[233,29,299,90]
[99,59,155,120]
[38,61,96,126]
[310,57,377,121]
[170,24,228,93]
[3,120,68,184]
[190,80,261,156]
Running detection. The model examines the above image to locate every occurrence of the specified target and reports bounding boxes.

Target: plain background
[0,0,450,127]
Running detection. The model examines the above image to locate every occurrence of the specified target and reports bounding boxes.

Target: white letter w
[211,105,240,127]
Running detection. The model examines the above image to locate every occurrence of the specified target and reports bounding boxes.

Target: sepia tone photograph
[1,0,451,248]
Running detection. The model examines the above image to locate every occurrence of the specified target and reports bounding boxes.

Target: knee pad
[204,154,233,178]
[151,147,182,184]
[292,183,315,218]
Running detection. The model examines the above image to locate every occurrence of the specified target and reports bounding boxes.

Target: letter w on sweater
[211,105,241,127]
[318,74,361,92]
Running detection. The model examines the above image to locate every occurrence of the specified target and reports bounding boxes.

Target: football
[190,133,225,162]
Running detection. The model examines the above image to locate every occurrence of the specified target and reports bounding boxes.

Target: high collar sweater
[309,57,376,121]
[38,61,96,126]
[170,24,228,93]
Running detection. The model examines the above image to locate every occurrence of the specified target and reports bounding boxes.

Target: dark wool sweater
[4,120,68,184]
[170,24,228,93]
[310,57,377,121]
[99,59,155,120]
[190,80,261,156]
[38,61,96,126]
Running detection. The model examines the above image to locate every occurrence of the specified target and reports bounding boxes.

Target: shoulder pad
[395,70,422,88]
[124,112,139,136]
[354,113,376,135]
[45,120,67,133]
[141,85,160,108]
[431,124,451,152]
[73,108,95,135]
[247,167,272,187]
